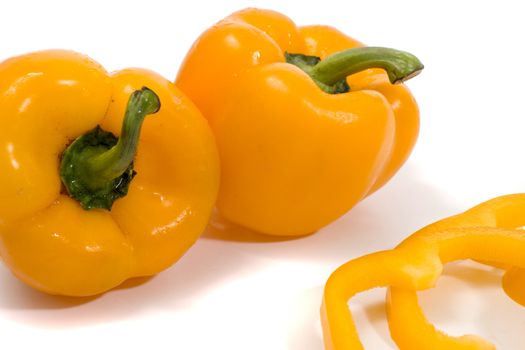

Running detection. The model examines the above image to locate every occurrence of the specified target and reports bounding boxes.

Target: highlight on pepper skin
[176,7,424,236]
[0,50,220,297]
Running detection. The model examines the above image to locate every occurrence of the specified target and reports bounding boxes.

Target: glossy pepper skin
[176,8,422,236]
[322,240,441,350]
[0,50,220,296]
[322,194,525,350]
[388,194,525,350]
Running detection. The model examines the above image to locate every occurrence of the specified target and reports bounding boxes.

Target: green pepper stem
[85,87,160,187]
[310,47,424,86]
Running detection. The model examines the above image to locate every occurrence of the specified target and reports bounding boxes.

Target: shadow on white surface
[286,286,325,350]
[0,240,261,328]
[363,300,393,346]
[418,261,525,349]
[345,262,525,350]
[204,163,463,264]
[0,163,495,350]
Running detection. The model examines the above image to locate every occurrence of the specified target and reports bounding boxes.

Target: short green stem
[60,87,160,210]
[311,47,424,86]
[286,47,423,94]
[86,87,160,187]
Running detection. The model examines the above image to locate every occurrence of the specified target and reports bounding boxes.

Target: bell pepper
[390,193,525,307]
[502,267,525,306]
[388,194,525,350]
[321,241,442,350]
[322,194,525,350]
[176,8,423,236]
[0,50,220,296]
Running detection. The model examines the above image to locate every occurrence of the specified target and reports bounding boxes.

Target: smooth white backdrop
[1,0,525,348]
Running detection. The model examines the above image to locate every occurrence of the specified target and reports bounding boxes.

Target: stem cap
[60,87,160,210]
[60,126,136,210]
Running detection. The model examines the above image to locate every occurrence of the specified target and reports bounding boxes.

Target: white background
[1,0,525,349]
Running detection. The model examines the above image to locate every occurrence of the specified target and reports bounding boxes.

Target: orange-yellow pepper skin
[388,194,525,350]
[322,194,525,350]
[502,267,525,306]
[0,50,220,296]
[322,242,442,350]
[176,8,420,236]
[298,25,420,194]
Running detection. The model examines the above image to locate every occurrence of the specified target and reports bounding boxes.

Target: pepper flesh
[176,8,421,236]
[322,242,442,350]
[389,194,525,349]
[0,50,220,296]
[321,194,525,349]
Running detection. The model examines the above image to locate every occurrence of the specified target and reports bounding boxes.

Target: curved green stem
[86,87,160,186]
[286,47,423,94]
[60,87,160,210]
[311,47,424,86]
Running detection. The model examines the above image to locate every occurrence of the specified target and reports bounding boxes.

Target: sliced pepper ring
[386,194,525,349]
[388,226,525,350]
[321,193,525,349]
[402,193,525,303]
[502,267,525,306]
[321,240,443,350]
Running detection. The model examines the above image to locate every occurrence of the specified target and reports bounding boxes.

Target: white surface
[1,0,525,349]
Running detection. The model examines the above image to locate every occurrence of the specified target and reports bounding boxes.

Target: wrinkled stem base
[60,87,160,210]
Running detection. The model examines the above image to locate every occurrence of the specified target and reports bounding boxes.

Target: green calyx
[60,87,161,210]
[286,47,424,94]
[285,53,350,94]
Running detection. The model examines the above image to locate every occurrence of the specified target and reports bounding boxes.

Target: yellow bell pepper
[0,50,220,296]
[322,194,525,349]
[389,194,525,350]
[176,8,423,236]
[387,227,525,350]
[321,241,442,350]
